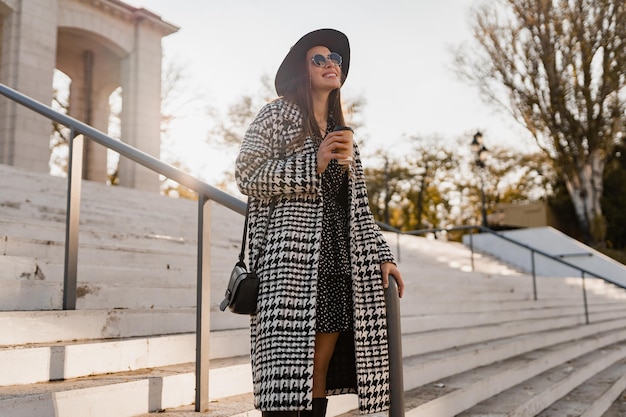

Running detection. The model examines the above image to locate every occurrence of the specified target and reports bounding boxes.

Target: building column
[119,16,163,192]
[66,49,115,183]
[0,0,57,171]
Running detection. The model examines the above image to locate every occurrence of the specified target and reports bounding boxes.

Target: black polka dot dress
[315,129,354,333]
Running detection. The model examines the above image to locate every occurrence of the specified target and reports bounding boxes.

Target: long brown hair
[282,52,347,140]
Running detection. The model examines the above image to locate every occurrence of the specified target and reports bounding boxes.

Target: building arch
[0,0,178,191]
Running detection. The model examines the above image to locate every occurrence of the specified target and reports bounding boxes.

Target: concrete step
[0,334,194,386]
[400,294,619,316]
[0,308,250,346]
[0,307,250,347]
[600,380,626,416]
[398,255,626,297]
[0,164,245,312]
[537,358,626,417]
[406,272,622,294]
[0,166,244,245]
[0,236,240,288]
[0,257,197,287]
[0,186,198,240]
[401,303,626,334]
[457,341,626,417]
[0,330,250,386]
[132,393,360,417]
[1,234,196,268]
[0,164,197,215]
[3,163,626,417]
[0,228,241,310]
[402,317,626,392]
[0,217,197,253]
[0,358,251,417]
[6,251,614,308]
[0,255,45,281]
[0,257,244,316]
[402,308,626,358]
[393,233,523,277]
[402,326,626,417]
[0,279,196,309]
[40,318,624,417]
[0,273,197,310]
[7,303,623,387]
[133,393,257,417]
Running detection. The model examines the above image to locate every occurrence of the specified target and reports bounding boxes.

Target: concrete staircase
[1,163,626,417]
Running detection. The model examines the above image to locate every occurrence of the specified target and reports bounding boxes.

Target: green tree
[456,0,626,245]
[365,137,461,231]
[364,153,412,228]
[406,137,458,230]
[365,135,556,232]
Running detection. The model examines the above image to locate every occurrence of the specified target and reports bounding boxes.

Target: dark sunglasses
[310,52,342,68]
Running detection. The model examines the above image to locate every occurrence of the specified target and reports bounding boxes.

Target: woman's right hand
[317,130,354,173]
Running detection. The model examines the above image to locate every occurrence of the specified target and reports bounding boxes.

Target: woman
[235,28,404,417]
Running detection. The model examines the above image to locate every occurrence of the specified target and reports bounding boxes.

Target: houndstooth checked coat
[235,98,396,414]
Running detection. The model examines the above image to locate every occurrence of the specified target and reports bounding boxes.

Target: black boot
[312,398,328,417]
[262,412,299,417]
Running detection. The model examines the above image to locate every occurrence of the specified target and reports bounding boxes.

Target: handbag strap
[238,202,250,263]
[239,198,276,269]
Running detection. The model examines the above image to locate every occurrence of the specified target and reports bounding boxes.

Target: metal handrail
[0,84,245,214]
[385,275,404,416]
[377,222,624,324]
[0,83,404,416]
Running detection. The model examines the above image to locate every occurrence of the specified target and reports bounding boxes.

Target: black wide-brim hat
[275,28,350,96]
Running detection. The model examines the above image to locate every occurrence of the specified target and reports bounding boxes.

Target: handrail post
[531,251,537,301]
[396,232,401,263]
[581,271,590,324]
[195,196,211,411]
[386,275,405,417]
[63,131,83,310]
[469,230,475,272]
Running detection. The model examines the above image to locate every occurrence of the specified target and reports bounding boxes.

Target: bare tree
[208,75,276,149]
[455,0,626,244]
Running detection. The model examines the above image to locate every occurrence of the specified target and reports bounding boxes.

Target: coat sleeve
[235,102,320,199]
[353,142,396,265]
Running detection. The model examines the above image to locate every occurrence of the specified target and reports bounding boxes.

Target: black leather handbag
[220,200,274,315]
[220,260,259,315]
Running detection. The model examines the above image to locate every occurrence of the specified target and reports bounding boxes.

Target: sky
[124,0,535,183]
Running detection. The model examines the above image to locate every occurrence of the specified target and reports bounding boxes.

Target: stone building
[0,0,178,191]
